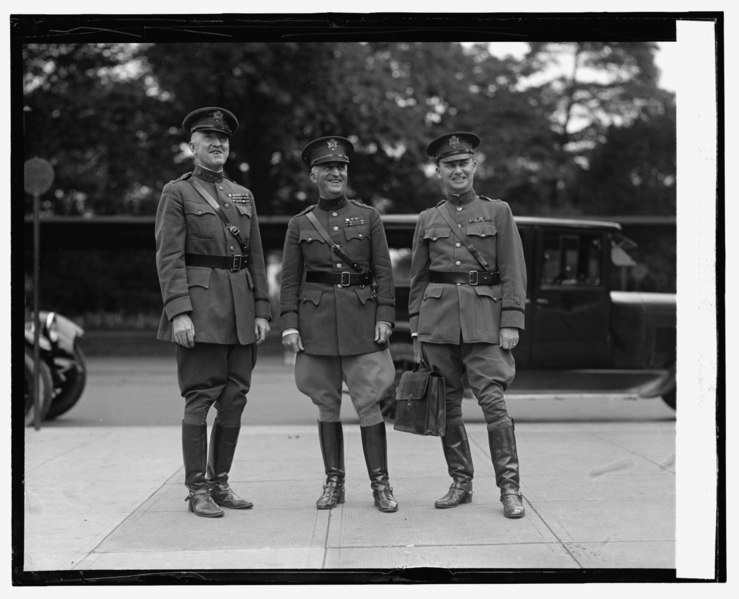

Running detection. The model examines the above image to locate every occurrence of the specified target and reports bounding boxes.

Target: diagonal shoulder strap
[436,204,493,273]
[305,210,364,273]
[189,178,250,252]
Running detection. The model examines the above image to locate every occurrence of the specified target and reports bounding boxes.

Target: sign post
[24,158,54,431]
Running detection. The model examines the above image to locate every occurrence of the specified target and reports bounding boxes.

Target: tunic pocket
[344,226,370,242]
[353,284,376,305]
[183,200,218,240]
[473,285,502,302]
[235,203,252,218]
[423,228,451,243]
[298,230,322,244]
[186,267,212,289]
[466,222,497,239]
[301,287,324,306]
[422,285,444,302]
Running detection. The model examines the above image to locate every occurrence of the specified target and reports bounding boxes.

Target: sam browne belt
[429,270,500,286]
[186,253,249,272]
[306,271,373,287]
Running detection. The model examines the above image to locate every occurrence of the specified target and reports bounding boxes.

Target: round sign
[24,158,55,195]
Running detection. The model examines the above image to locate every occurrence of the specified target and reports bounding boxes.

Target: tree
[22,41,675,219]
[515,41,674,214]
[23,43,173,216]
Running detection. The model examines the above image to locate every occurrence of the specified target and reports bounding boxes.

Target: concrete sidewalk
[22,420,676,575]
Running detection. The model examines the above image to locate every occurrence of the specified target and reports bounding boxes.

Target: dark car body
[381,214,676,409]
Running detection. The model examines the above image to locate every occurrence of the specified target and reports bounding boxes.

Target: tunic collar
[317,195,348,211]
[192,164,224,182]
[445,189,477,206]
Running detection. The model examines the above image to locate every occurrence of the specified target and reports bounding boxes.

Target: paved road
[41,348,676,427]
[23,332,682,576]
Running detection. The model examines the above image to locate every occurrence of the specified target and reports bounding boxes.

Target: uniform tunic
[280,196,395,356]
[409,190,527,423]
[409,190,526,343]
[155,166,271,345]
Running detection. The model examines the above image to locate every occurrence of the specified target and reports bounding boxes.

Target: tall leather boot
[360,422,398,513]
[487,418,525,519]
[435,419,474,508]
[316,421,345,509]
[206,422,253,509]
[182,422,224,518]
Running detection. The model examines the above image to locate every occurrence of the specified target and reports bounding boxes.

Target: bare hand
[282,332,304,353]
[254,317,270,345]
[499,327,519,351]
[374,322,392,344]
[173,313,195,348]
[412,337,422,363]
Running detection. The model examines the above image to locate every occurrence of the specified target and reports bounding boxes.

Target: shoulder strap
[305,211,364,273]
[189,178,250,252]
[435,204,493,273]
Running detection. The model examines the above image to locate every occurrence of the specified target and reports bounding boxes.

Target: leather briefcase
[393,364,446,436]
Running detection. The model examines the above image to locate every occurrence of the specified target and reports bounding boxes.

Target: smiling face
[437,155,477,195]
[189,130,230,171]
[310,162,348,199]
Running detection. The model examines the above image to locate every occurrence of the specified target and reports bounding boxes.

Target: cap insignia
[448,135,461,148]
[327,139,339,151]
[212,110,224,122]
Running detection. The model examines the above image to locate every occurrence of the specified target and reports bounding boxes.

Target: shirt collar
[445,189,477,206]
[192,163,224,182]
[317,195,348,211]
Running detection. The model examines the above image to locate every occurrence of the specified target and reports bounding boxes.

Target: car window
[541,232,603,288]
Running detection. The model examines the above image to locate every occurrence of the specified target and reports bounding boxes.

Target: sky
[486,41,680,92]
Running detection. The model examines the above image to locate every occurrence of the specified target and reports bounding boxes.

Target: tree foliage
[21,41,675,218]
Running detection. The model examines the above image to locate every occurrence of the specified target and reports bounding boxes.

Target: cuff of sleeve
[376,305,395,325]
[165,295,192,321]
[256,304,272,320]
[501,309,525,330]
[281,312,299,331]
[282,328,299,338]
[409,315,419,335]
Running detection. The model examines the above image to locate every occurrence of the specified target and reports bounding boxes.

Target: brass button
[456,206,462,211]
[455,242,461,248]
[224,203,230,208]
[336,263,343,268]
[332,212,338,217]
[455,261,461,266]
[333,226,339,231]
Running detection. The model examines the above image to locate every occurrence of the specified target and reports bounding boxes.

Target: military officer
[155,107,271,518]
[280,136,398,513]
[408,131,527,518]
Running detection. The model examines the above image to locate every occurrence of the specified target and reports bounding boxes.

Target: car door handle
[536,298,549,305]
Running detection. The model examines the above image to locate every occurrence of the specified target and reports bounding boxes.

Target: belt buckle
[468,270,479,286]
[231,254,243,272]
[340,271,351,287]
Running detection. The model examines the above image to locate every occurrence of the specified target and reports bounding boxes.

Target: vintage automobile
[379,214,676,418]
[24,310,87,424]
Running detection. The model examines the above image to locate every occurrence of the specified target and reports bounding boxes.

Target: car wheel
[661,388,676,411]
[24,349,53,426]
[45,343,87,420]
[380,343,416,423]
